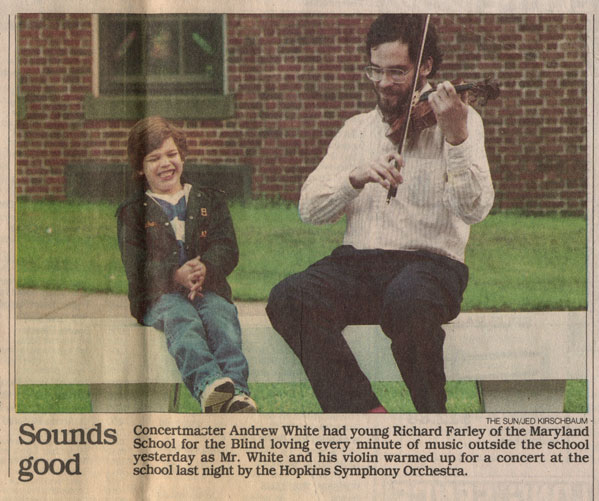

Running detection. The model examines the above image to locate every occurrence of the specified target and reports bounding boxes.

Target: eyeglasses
[364,66,412,83]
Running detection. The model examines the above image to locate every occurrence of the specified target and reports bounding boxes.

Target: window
[87,14,233,120]
[99,14,224,95]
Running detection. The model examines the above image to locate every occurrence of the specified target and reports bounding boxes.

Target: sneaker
[200,377,235,413]
[224,394,258,413]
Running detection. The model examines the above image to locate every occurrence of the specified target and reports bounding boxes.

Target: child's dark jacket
[116,185,239,324]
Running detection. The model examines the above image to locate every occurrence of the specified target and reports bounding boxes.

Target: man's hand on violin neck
[349,152,404,190]
[427,81,469,146]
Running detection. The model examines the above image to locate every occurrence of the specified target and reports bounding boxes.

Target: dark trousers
[266,246,468,413]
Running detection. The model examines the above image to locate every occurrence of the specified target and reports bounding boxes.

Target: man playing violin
[266,14,494,413]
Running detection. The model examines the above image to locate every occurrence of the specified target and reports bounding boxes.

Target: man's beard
[376,88,410,123]
[375,76,427,123]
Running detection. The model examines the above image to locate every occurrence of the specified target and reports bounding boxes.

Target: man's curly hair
[366,14,443,78]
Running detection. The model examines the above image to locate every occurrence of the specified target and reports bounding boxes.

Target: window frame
[86,13,234,120]
[98,14,224,96]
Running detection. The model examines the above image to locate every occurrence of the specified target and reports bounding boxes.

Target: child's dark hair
[127,116,188,179]
[365,14,443,78]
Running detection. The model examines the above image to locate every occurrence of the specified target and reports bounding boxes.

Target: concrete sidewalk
[16,288,267,320]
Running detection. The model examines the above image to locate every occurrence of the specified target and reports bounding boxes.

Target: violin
[385,78,501,145]
[385,14,499,203]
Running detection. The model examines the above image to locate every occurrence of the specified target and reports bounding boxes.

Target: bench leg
[89,383,180,412]
[477,380,566,412]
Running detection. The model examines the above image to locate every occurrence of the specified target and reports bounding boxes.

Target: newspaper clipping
[1,1,596,499]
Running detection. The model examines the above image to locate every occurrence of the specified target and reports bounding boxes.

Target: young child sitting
[117,116,257,413]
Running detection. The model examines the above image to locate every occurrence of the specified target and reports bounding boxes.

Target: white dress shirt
[299,100,494,263]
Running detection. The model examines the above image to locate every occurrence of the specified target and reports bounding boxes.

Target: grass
[15,200,588,413]
[464,213,586,311]
[15,199,346,301]
[17,380,588,413]
[16,200,586,310]
[17,201,126,293]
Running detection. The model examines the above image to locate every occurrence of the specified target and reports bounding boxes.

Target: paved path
[16,288,267,320]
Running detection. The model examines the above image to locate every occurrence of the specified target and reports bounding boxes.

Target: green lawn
[16,200,586,311]
[17,380,587,413]
[16,200,587,413]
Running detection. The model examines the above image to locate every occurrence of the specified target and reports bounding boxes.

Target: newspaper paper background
[0,1,596,499]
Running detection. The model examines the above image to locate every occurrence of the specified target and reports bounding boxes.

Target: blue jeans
[144,292,250,400]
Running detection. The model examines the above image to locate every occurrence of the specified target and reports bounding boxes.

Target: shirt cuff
[339,175,363,201]
[445,133,474,175]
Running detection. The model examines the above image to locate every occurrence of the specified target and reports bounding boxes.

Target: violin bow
[387,14,431,204]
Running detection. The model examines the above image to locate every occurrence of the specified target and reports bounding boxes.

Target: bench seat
[16,311,586,413]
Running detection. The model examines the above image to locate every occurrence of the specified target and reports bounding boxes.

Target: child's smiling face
[140,136,184,195]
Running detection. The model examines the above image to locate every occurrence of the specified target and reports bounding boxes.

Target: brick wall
[17,13,587,215]
[18,13,93,198]
[435,14,587,215]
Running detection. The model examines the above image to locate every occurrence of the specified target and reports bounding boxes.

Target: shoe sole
[203,380,235,413]
[225,398,258,413]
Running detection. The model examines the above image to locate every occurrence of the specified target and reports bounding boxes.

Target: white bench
[16,311,586,413]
